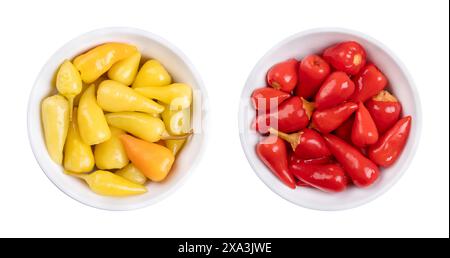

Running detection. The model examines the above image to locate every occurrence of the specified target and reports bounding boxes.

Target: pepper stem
[68,96,74,121]
[372,90,398,102]
[161,129,193,140]
[268,127,300,150]
[301,98,315,119]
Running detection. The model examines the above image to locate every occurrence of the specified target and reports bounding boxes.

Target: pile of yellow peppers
[41,43,193,197]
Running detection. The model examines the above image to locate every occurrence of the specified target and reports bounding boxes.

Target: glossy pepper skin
[120,134,175,182]
[333,115,354,143]
[41,95,69,164]
[315,72,355,110]
[350,64,388,102]
[77,84,111,145]
[251,87,290,112]
[94,127,129,170]
[161,105,191,156]
[368,116,412,167]
[351,102,379,147]
[97,80,164,114]
[256,135,296,189]
[254,97,313,134]
[290,163,348,193]
[107,52,141,85]
[73,43,138,84]
[323,134,379,187]
[63,108,95,173]
[295,54,331,99]
[312,102,358,134]
[365,90,402,134]
[105,112,189,143]
[289,154,334,166]
[269,128,331,160]
[323,41,367,75]
[116,163,147,185]
[66,170,147,196]
[135,83,192,110]
[132,59,172,88]
[266,59,298,93]
[56,60,82,120]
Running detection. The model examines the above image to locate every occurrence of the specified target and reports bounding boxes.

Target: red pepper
[322,134,380,187]
[269,128,331,160]
[368,116,412,167]
[315,72,355,110]
[365,90,402,134]
[312,102,358,134]
[290,163,348,193]
[254,97,314,134]
[350,64,388,102]
[351,102,379,147]
[267,59,298,93]
[256,135,296,189]
[295,179,311,187]
[289,154,334,166]
[323,41,367,75]
[251,87,291,112]
[295,54,331,99]
[333,115,354,143]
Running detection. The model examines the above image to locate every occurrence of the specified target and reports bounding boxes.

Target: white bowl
[28,27,208,210]
[238,28,422,211]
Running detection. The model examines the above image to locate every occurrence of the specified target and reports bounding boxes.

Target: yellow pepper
[161,106,191,156]
[161,106,191,135]
[97,80,164,114]
[63,108,95,173]
[120,134,174,182]
[66,170,147,197]
[73,43,137,84]
[41,95,69,164]
[78,84,111,145]
[104,112,165,142]
[94,127,129,170]
[165,140,186,156]
[135,83,192,110]
[56,60,82,120]
[115,163,147,185]
[132,59,172,88]
[107,52,141,85]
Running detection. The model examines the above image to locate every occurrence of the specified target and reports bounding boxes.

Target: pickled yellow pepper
[78,84,111,145]
[73,43,137,84]
[94,127,129,170]
[63,108,95,173]
[56,60,82,120]
[135,83,192,110]
[104,112,165,142]
[132,59,172,88]
[116,163,147,185]
[97,80,164,114]
[107,52,141,85]
[41,95,69,164]
[66,170,147,196]
[161,106,191,156]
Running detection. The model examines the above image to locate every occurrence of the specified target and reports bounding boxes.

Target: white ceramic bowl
[239,28,421,211]
[28,27,208,210]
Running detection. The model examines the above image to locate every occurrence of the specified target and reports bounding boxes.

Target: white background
[0,0,448,237]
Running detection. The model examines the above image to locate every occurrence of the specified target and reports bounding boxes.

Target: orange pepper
[120,134,174,182]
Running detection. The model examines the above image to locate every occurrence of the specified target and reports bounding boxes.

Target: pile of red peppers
[252,41,412,193]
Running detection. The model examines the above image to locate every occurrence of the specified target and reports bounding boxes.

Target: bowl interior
[28,28,206,210]
[239,29,421,210]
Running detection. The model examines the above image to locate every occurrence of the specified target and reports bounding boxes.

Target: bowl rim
[27,26,209,211]
[238,27,422,211]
